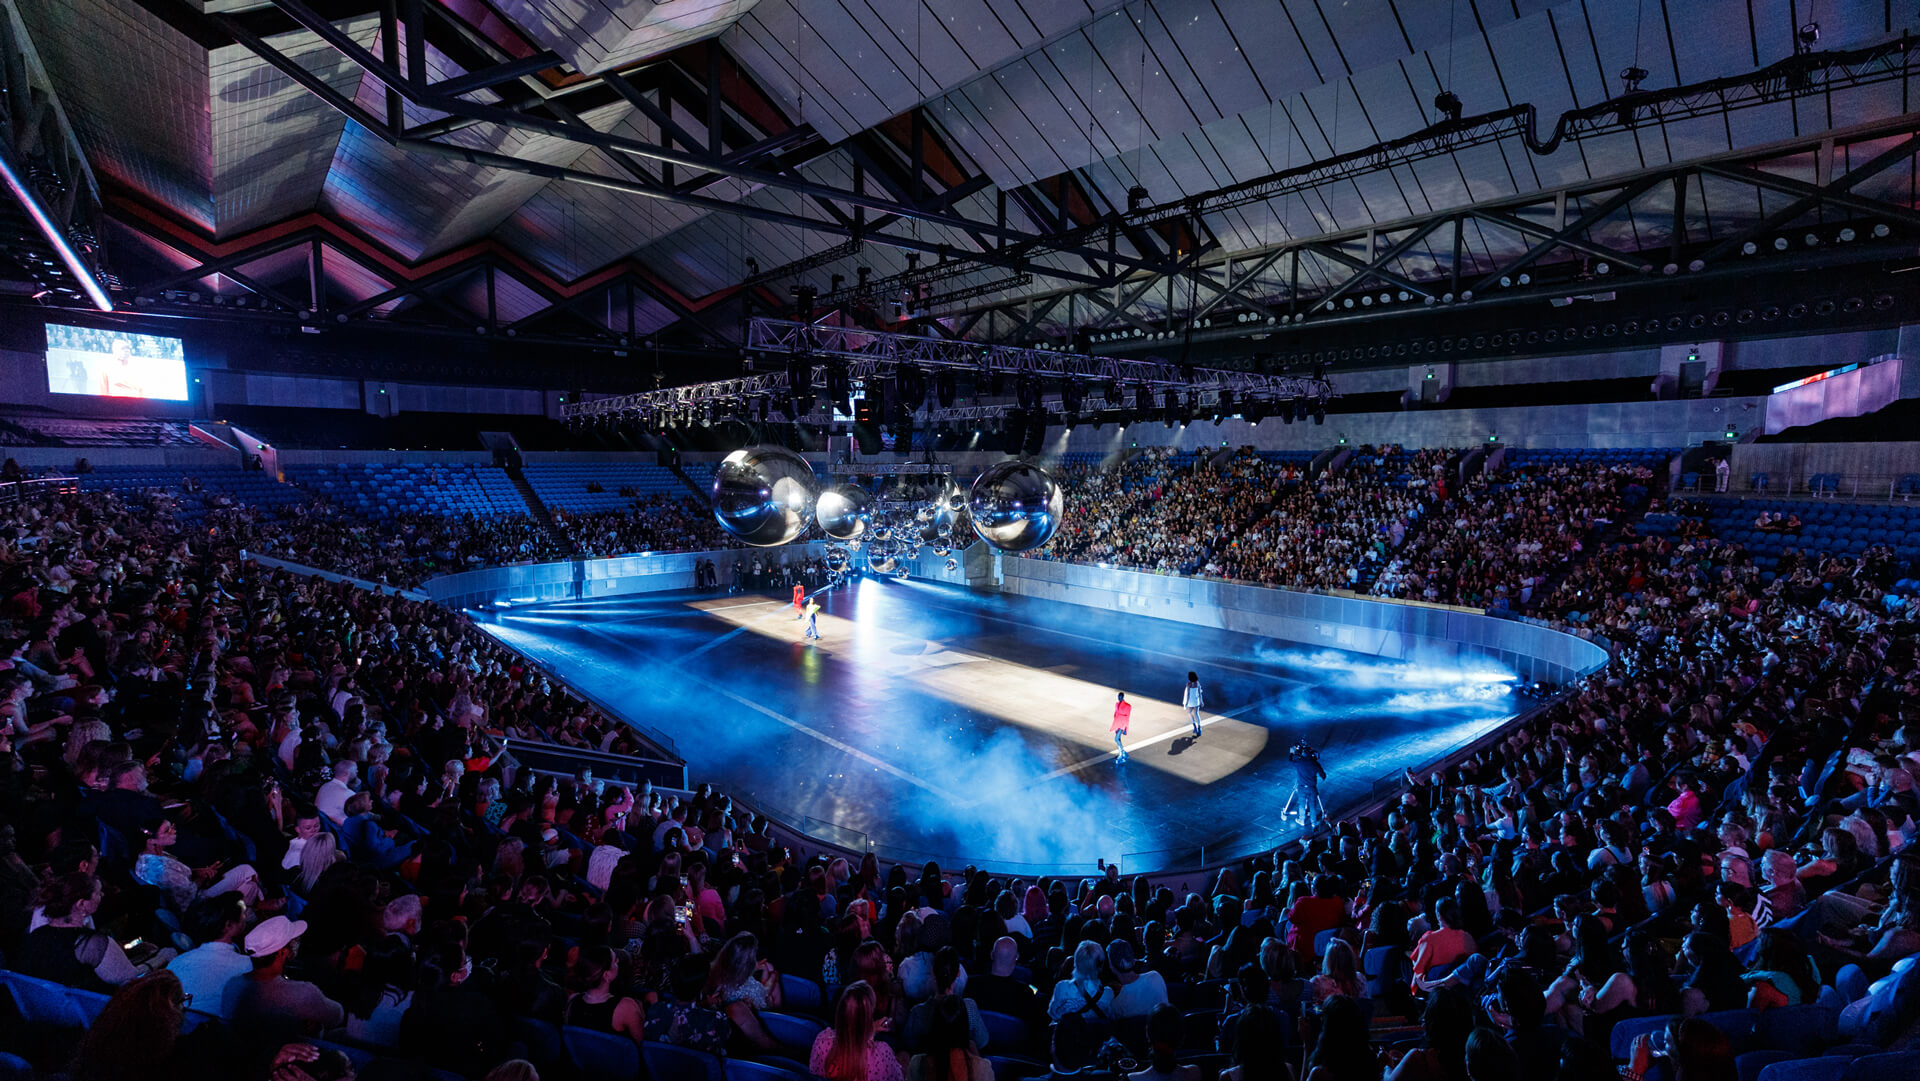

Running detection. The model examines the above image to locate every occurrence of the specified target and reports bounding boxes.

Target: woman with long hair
[1744,930,1819,1009]
[809,980,902,1081]
[1221,1003,1287,1081]
[908,992,984,1080]
[1303,994,1380,1081]
[562,945,646,1047]
[1677,933,1747,1016]
[854,940,906,1033]
[703,931,784,1051]
[1046,939,1115,1023]
[1312,939,1364,1003]
[65,970,223,1081]
[296,832,340,895]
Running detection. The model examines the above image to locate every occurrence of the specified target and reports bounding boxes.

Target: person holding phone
[134,815,263,912]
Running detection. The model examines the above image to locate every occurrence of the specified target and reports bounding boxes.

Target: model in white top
[1182,671,1204,737]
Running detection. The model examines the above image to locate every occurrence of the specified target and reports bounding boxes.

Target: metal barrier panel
[998,558,1608,684]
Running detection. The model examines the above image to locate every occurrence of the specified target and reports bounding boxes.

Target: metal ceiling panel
[17,0,213,227]
[489,0,760,75]
[209,18,381,235]
[1484,12,1579,121]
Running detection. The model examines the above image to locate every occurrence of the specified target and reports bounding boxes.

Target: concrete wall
[1730,441,1920,496]
[996,557,1610,686]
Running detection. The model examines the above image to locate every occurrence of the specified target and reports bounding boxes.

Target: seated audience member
[224,916,345,1045]
[1047,939,1115,1023]
[1109,938,1168,1019]
[1130,1002,1201,1081]
[905,946,989,1053]
[966,935,1039,1025]
[163,894,251,1015]
[705,931,786,1052]
[563,946,647,1048]
[1303,994,1381,1081]
[18,873,168,989]
[1744,930,1821,1009]
[813,980,904,1081]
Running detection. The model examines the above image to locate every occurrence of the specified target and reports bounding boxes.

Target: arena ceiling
[6,0,1920,360]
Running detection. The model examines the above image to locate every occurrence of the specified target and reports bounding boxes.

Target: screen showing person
[44,324,189,401]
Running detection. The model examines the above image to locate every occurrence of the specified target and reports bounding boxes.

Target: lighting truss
[562,317,1331,425]
[743,318,1328,396]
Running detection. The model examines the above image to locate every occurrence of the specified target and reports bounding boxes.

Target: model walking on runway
[1183,671,1204,737]
[792,582,806,619]
[1111,691,1131,762]
[803,600,821,640]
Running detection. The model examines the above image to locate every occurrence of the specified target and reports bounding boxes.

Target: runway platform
[480,577,1522,874]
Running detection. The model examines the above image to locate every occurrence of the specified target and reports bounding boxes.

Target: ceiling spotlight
[1361,295,1373,306]
[1805,233,1819,246]
[1838,227,1855,242]
[1688,259,1705,272]
[1773,237,1790,250]
[1596,262,1611,274]
[1442,292,1455,304]
[1517,273,1530,285]
[1500,276,1512,287]
[1460,290,1474,301]
[1397,291,1410,301]
[1619,65,1649,93]
[1741,241,1758,255]
[1432,90,1463,122]
[1342,298,1355,309]
[1873,223,1890,237]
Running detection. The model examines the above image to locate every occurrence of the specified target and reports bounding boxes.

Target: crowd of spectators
[2,451,1920,1081]
[1370,460,1655,610]
[206,500,571,590]
[551,496,735,560]
[1044,446,1447,592]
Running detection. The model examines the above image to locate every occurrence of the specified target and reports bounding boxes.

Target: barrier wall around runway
[997,557,1610,686]
[422,544,825,610]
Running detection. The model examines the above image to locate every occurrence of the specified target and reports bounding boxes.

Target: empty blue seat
[563,1026,641,1079]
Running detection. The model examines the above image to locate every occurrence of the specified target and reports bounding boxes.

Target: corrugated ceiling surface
[209,18,382,234]
[18,0,214,228]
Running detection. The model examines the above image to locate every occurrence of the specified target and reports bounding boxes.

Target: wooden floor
[481,577,1520,874]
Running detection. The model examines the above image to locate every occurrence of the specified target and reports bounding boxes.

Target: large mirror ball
[815,483,874,541]
[968,460,1064,552]
[710,445,820,547]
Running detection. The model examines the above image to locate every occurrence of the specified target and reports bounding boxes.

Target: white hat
[243,916,308,957]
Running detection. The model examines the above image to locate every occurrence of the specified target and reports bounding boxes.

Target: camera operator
[1282,739,1327,827]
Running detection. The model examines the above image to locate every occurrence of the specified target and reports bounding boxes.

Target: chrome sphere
[914,504,936,524]
[710,446,818,547]
[815,483,874,542]
[871,524,894,544]
[869,547,900,574]
[823,544,851,574]
[943,558,959,572]
[934,477,967,514]
[932,544,952,557]
[967,460,1064,552]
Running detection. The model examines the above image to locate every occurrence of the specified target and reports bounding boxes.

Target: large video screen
[44,324,189,401]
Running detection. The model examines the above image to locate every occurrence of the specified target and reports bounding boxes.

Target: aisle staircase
[669,460,713,508]
[504,463,573,554]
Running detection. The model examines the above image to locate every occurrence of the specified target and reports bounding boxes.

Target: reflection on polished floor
[479,577,1520,874]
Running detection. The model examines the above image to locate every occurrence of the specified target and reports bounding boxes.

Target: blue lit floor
[478,577,1521,874]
